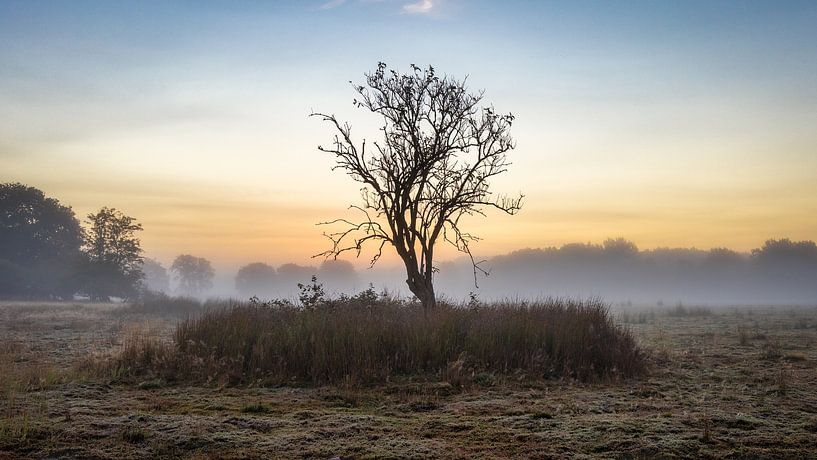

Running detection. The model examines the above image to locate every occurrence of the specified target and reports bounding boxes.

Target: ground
[1,302,816,459]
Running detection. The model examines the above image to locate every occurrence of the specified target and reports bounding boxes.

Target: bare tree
[312,63,523,311]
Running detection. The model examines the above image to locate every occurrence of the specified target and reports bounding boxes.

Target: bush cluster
[107,294,645,385]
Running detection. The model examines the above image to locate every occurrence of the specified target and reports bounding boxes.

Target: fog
[2,183,813,305]
[434,238,817,306]
[146,237,817,306]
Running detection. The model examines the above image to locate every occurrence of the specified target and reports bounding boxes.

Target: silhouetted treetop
[0,182,84,299]
[84,207,143,270]
[752,238,817,266]
[82,207,144,301]
[0,182,83,266]
[704,248,745,267]
[603,237,639,259]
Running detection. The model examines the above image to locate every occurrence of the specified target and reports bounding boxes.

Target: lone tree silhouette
[313,63,523,311]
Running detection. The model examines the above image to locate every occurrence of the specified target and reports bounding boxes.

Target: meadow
[1,299,816,458]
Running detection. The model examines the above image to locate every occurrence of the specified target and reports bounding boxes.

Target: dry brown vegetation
[95,297,644,386]
[1,300,816,458]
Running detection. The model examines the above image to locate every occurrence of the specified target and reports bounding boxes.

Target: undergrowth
[95,292,646,385]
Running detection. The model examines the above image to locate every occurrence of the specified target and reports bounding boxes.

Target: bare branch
[312,63,523,310]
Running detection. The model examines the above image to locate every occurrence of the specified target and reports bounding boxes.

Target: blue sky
[2,0,816,266]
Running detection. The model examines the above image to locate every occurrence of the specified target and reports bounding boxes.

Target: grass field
[1,301,816,458]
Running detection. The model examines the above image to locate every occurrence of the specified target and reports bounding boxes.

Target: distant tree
[751,238,817,267]
[276,263,317,290]
[703,248,745,267]
[0,182,84,299]
[141,258,170,293]
[750,238,817,288]
[313,63,523,311]
[235,262,276,298]
[171,254,214,296]
[641,247,709,266]
[318,259,358,292]
[82,207,144,301]
[602,238,639,259]
[555,243,603,264]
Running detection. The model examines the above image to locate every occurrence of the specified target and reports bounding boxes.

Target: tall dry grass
[104,296,645,385]
[0,339,62,446]
[117,291,203,317]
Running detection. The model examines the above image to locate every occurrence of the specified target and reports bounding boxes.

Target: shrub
[80,323,181,382]
[117,296,645,385]
[120,425,147,443]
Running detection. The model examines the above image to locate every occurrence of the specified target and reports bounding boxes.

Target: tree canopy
[171,254,214,296]
[141,258,170,293]
[82,207,144,301]
[0,182,84,299]
[235,262,276,298]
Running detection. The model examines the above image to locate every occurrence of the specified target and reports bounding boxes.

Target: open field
[1,302,816,459]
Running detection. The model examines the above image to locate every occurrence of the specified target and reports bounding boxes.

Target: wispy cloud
[319,0,346,10]
[403,0,433,14]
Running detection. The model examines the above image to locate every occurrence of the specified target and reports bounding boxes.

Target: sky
[2,0,816,270]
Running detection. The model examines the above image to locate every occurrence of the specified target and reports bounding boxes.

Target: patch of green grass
[321,391,361,408]
[120,425,148,444]
[472,372,496,387]
[240,402,271,414]
[783,352,807,362]
[0,412,50,445]
[404,399,438,412]
[137,378,166,390]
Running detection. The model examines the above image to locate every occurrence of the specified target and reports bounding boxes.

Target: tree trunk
[418,287,436,312]
[402,256,437,314]
[407,279,436,314]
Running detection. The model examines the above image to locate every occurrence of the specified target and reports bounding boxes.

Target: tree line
[0,182,358,301]
[5,182,815,304]
[435,237,817,305]
[0,182,217,301]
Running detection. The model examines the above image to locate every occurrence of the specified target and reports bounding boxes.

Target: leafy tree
[141,258,170,293]
[0,259,30,298]
[313,63,523,311]
[751,238,817,287]
[0,182,84,299]
[752,238,817,267]
[602,238,639,259]
[235,262,276,298]
[171,254,214,296]
[82,207,144,301]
